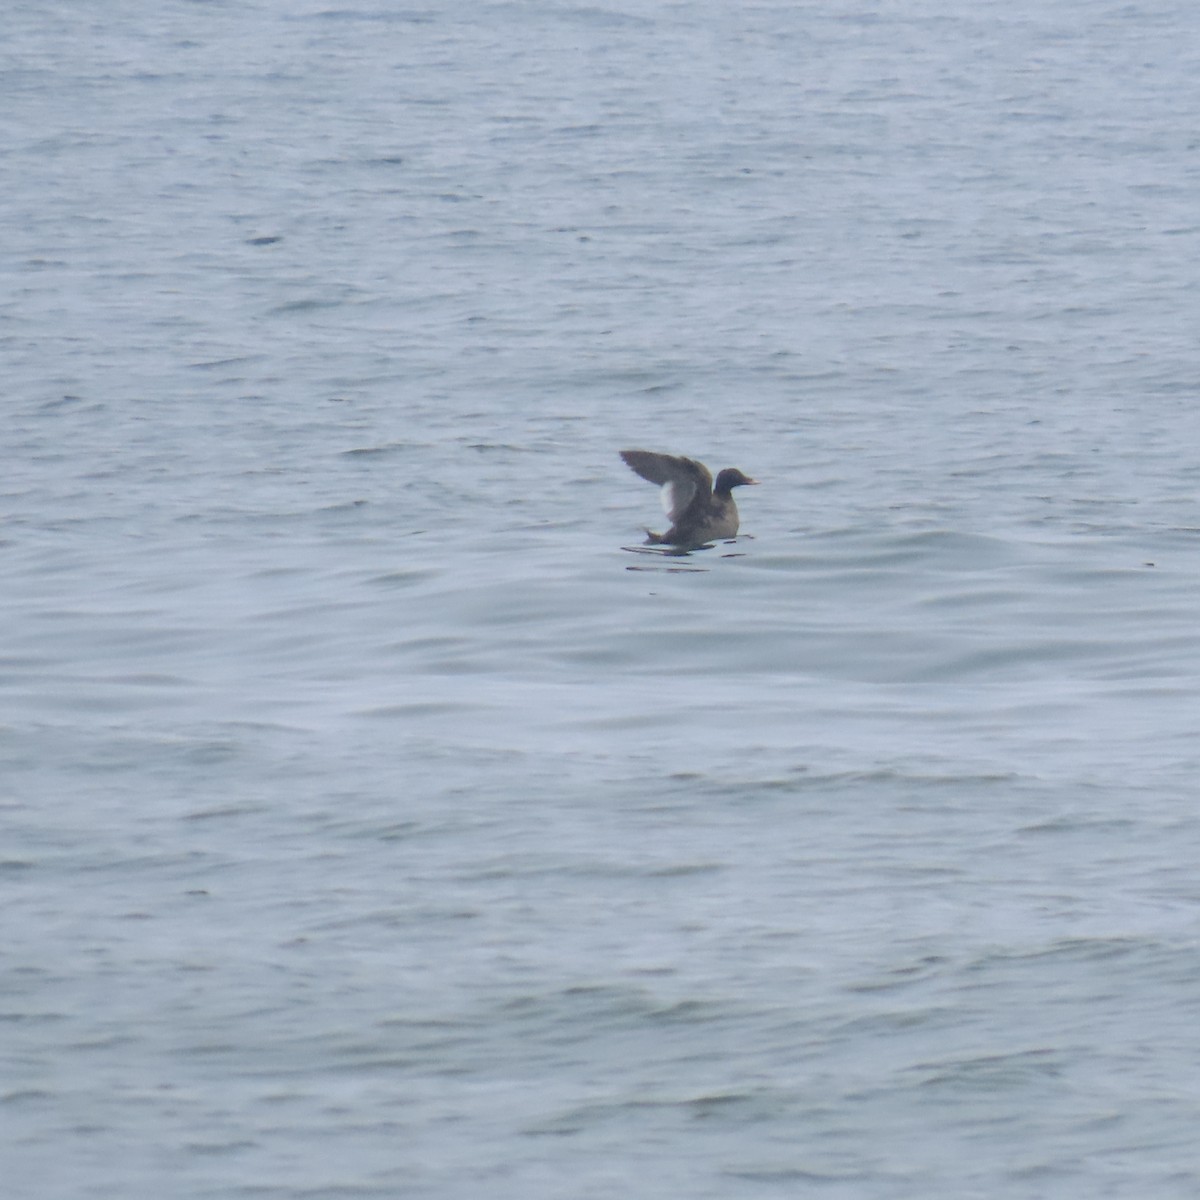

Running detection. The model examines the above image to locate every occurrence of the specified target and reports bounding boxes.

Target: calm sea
[5,2,1200,1197]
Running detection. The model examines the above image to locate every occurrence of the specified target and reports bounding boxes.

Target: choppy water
[5,2,1200,1197]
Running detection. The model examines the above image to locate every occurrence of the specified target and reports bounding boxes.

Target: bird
[619,449,758,548]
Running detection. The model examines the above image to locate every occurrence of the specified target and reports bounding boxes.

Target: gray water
[5,2,1200,1197]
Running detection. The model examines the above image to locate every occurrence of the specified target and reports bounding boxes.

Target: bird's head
[714,468,759,493]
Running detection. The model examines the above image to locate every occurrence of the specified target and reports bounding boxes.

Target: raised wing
[619,450,713,522]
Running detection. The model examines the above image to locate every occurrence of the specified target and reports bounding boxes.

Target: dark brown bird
[620,450,758,548]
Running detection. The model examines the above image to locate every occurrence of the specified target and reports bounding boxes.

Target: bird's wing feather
[619,451,712,522]
[659,479,686,519]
